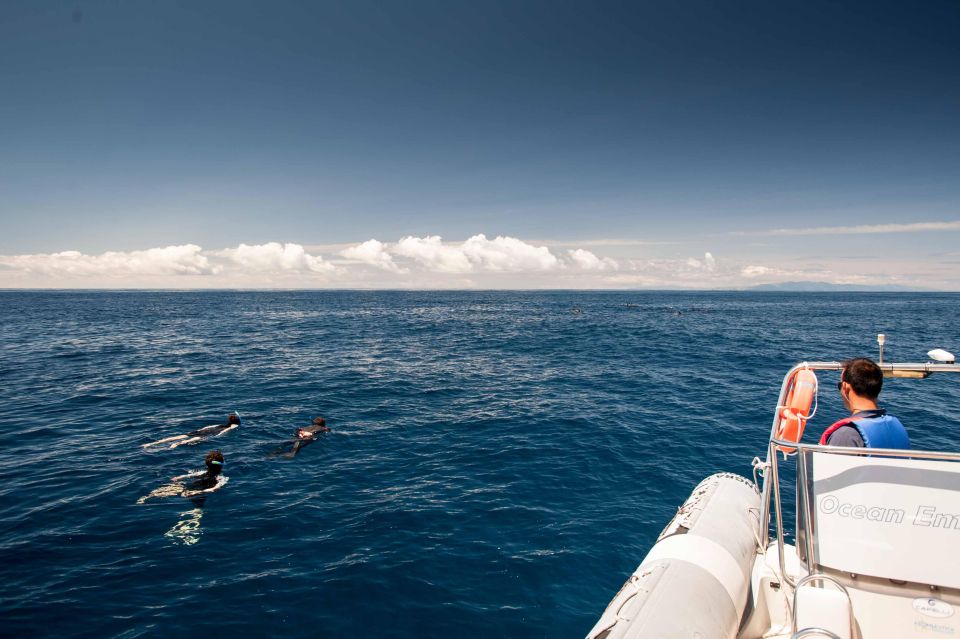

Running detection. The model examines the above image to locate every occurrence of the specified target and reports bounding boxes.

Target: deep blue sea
[2,291,959,638]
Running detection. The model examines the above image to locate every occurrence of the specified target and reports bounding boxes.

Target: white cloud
[736,220,960,237]
[0,244,216,277]
[704,252,716,271]
[684,252,716,272]
[567,248,618,271]
[741,265,772,277]
[340,239,405,273]
[216,242,336,274]
[2,237,953,289]
[461,234,558,271]
[391,234,559,273]
[392,235,473,273]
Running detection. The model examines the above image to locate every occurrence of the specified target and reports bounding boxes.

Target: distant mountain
[749,281,932,292]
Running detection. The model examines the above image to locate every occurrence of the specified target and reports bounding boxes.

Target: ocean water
[1,291,959,638]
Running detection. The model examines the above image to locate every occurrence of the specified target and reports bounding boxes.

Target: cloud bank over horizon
[1,233,953,290]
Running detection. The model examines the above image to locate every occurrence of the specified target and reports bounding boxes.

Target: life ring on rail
[775,368,817,453]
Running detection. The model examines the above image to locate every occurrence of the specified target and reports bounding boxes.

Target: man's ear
[839,382,852,403]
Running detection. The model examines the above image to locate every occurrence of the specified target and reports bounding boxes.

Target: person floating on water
[182,449,227,495]
[142,413,241,449]
[272,417,330,459]
[137,450,229,504]
[137,450,228,545]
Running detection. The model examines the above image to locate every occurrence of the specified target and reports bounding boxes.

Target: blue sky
[1,0,958,288]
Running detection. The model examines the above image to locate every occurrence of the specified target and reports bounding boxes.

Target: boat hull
[587,473,760,639]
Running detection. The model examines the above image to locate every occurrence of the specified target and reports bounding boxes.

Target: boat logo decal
[913,598,954,619]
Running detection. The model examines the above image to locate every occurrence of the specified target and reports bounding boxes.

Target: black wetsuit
[186,470,222,507]
[187,422,237,438]
[275,425,329,458]
[188,471,221,492]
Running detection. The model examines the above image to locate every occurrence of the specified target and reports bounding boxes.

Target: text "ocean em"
[819,495,960,529]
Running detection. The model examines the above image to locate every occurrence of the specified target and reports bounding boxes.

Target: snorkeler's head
[312,417,326,427]
[205,450,224,473]
[227,414,241,425]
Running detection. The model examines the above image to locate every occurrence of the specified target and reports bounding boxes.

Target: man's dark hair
[841,358,883,400]
[205,450,224,470]
[312,417,326,427]
[227,414,241,425]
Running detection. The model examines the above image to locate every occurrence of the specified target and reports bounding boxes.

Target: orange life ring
[775,368,817,453]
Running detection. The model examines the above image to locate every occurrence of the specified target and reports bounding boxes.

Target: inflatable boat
[587,342,960,639]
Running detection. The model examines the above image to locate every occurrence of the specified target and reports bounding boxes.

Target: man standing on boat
[819,357,910,449]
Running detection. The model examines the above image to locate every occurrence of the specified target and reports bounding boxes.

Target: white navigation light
[928,349,956,364]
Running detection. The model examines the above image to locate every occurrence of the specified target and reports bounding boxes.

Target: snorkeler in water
[137,450,228,504]
[182,449,226,493]
[137,450,227,545]
[272,417,330,459]
[299,416,331,438]
[142,413,241,449]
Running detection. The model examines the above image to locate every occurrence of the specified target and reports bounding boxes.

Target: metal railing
[791,629,842,639]
[791,574,853,638]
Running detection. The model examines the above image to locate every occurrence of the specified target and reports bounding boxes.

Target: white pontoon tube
[586,473,760,639]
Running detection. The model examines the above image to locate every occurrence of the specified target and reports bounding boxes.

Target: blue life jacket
[820,408,910,450]
[820,410,910,449]
[851,414,910,449]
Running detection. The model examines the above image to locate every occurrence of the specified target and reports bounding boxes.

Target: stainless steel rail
[791,629,842,639]
[791,574,853,638]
